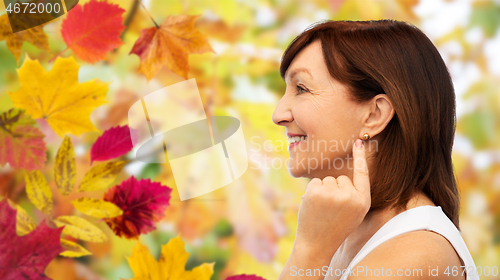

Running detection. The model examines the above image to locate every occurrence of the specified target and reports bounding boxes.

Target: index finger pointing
[352,139,370,196]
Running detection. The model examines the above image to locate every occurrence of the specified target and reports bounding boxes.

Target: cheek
[310,111,358,154]
[292,101,326,134]
[293,95,359,143]
[299,105,349,138]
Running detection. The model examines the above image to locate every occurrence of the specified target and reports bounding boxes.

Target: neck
[341,191,436,258]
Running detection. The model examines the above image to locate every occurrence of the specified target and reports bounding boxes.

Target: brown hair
[280,20,460,229]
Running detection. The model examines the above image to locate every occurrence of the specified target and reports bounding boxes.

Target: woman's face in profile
[272,40,365,179]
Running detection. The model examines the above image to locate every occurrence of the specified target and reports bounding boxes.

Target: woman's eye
[296,85,307,95]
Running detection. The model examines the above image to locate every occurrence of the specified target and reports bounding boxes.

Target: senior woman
[272,20,478,280]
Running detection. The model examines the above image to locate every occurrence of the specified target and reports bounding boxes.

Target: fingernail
[355,139,362,148]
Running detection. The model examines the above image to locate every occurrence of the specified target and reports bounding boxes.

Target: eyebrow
[285,67,313,81]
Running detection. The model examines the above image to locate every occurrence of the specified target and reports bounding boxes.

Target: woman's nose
[272,96,293,126]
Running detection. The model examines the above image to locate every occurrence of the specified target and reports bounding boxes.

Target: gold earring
[363,133,370,141]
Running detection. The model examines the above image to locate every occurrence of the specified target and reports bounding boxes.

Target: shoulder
[347,230,465,279]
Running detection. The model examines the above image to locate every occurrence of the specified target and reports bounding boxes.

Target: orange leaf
[0,14,50,64]
[130,14,214,80]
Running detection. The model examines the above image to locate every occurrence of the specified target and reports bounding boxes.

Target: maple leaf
[8,56,109,137]
[103,176,172,239]
[61,0,125,63]
[91,125,137,163]
[130,14,214,80]
[0,199,64,280]
[125,235,214,280]
[0,108,47,170]
[226,275,267,280]
[0,14,50,64]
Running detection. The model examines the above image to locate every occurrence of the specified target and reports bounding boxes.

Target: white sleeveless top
[339,205,479,280]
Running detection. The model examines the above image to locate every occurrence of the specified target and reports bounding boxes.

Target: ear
[359,94,395,139]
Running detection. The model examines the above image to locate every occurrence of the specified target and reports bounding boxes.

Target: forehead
[284,40,327,81]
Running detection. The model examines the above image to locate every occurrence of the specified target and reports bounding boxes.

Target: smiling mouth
[288,135,307,145]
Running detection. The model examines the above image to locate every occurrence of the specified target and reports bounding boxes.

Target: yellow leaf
[71,197,123,218]
[54,136,76,196]
[16,204,36,236]
[60,239,92,258]
[78,161,127,192]
[8,56,109,137]
[125,235,214,280]
[53,216,108,242]
[6,198,37,236]
[24,171,53,215]
[127,242,161,279]
[0,14,50,64]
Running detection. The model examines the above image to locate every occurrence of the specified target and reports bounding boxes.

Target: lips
[286,132,307,149]
[288,134,307,151]
[288,135,307,144]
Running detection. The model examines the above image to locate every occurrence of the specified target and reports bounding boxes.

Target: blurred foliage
[0,0,499,279]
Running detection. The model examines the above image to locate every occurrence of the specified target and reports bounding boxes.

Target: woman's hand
[278,139,371,280]
[294,138,371,256]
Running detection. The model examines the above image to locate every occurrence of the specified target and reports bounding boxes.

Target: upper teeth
[289,136,307,144]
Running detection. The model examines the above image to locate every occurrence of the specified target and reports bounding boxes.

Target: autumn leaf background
[0,0,499,279]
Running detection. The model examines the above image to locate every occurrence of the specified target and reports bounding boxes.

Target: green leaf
[470,2,500,37]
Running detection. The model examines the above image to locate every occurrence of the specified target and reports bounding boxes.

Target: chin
[287,166,299,177]
[287,163,306,178]
[287,163,316,179]
[288,170,305,178]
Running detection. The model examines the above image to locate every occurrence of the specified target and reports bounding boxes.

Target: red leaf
[61,0,125,63]
[0,108,47,170]
[0,199,64,280]
[103,176,172,239]
[226,275,267,280]
[91,125,137,163]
